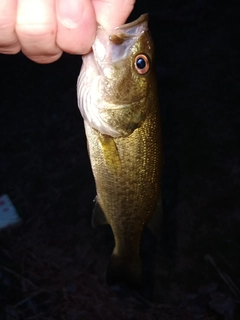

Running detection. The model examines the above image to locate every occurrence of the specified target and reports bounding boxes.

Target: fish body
[77,14,163,286]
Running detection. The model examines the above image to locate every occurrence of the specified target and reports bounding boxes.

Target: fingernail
[56,0,81,28]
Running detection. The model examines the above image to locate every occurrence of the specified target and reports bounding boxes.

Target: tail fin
[107,253,143,288]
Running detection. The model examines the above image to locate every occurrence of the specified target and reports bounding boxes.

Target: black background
[0,1,239,319]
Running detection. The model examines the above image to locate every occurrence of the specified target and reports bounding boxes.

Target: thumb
[92,0,135,32]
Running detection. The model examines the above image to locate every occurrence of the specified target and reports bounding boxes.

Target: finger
[92,0,135,32]
[56,0,96,55]
[16,0,62,63]
[0,0,20,54]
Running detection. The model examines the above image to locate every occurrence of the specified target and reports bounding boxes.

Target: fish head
[78,14,156,137]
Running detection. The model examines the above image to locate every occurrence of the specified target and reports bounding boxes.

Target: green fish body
[77,14,163,286]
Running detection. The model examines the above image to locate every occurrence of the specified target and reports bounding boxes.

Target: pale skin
[0,0,135,63]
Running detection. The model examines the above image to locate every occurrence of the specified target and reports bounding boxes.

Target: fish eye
[134,54,150,75]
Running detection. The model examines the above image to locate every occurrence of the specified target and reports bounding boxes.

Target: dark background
[0,1,239,319]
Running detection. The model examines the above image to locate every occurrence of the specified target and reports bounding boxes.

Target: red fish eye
[134,54,150,74]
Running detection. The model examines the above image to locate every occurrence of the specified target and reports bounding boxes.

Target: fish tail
[107,253,142,288]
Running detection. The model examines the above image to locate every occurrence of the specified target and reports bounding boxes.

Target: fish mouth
[115,14,148,30]
[93,14,149,64]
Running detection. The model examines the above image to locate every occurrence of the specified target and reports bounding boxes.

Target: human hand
[0,0,135,64]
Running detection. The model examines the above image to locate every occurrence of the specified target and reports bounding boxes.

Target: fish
[77,14,163,286]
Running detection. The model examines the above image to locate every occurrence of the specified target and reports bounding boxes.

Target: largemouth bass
[77,14,163,286]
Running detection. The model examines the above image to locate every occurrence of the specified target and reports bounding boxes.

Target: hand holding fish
[0,0,135,63]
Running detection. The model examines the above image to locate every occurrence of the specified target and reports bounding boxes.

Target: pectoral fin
[92,197,108,227]
[98,134,121,174]
[147,197,163,240]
